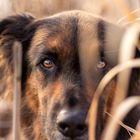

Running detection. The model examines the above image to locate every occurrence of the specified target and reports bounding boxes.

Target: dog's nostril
[58,122,87,132]
[58,122,69,131]
[77,124,87,132]
[57,121,87,138]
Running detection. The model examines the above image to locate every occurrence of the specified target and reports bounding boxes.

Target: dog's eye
[42,59,54,69]
[97,61,106,69]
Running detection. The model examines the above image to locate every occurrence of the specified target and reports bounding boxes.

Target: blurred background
[0,1,140,140]
[0,0,140,24]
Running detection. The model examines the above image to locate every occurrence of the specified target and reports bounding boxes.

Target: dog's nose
[57,110,87,138]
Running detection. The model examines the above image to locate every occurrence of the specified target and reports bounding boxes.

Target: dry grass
[89,16,140,140]
[0,0,139,21]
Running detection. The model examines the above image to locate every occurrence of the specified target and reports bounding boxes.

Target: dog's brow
[31,46,58,65]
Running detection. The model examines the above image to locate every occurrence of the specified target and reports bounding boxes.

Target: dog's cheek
[39,80,63,118]
[31,82,62,139]
[39,81,64,130]
[25,72,40,113]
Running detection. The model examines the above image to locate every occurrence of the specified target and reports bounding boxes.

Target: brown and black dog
[0,10,140,140]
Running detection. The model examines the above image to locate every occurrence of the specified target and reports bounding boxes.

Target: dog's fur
[0,10,140,140]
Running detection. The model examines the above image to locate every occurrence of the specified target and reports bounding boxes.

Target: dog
[0,10,139,140]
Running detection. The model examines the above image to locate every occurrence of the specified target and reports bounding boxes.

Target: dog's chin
[48,131,88,140]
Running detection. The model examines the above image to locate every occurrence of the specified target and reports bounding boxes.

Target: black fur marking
[97,20,106,61]
[70,17,78,48]
[96,20,107,140]
[69,17,80,75]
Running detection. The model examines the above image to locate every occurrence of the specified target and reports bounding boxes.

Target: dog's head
[0,11,125,140]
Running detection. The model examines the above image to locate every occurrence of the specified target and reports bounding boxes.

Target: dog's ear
[0,14,35,100]
[0,14,35,41]
[0,14,35,137]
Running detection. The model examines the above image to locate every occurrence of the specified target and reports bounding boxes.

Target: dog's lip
[53,130,88,140]
[62,131,88,140]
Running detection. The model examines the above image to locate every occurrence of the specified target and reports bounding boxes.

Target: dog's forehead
[28,10,117,67]
[30,10,101,47]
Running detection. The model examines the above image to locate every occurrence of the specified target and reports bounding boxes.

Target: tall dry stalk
[89,59,140,140]
[12,41,22,140]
